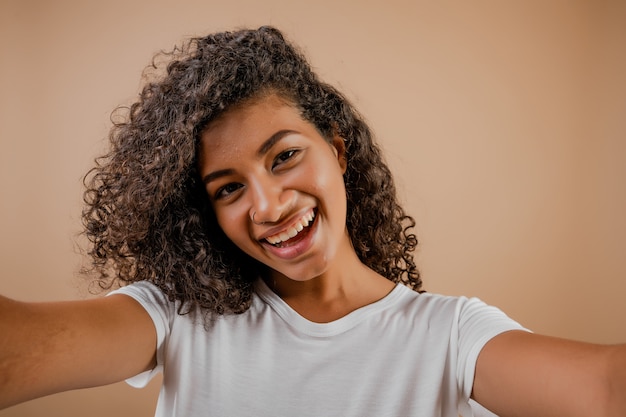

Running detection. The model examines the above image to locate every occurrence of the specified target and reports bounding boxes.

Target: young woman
[0,26,624,417]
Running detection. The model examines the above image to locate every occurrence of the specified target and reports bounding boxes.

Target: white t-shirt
[112,280,525,417]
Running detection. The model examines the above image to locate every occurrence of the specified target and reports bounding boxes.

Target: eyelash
[214,183,243,200]
[213,148,302,200]
[273,149,300,168]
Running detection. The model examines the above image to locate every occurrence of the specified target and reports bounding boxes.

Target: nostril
[251,212,265,225]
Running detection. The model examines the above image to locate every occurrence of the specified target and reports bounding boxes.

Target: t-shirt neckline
[253,278,408,337]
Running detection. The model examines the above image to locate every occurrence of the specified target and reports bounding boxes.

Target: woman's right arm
[0,293,157,409]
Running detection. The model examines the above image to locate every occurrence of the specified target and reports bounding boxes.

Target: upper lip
[258,208,316,242]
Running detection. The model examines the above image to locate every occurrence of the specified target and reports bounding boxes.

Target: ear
[331,135,347,174]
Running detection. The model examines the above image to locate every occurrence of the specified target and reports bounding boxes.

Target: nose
[248,176,295,225]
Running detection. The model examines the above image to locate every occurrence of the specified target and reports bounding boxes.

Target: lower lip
[262,214,318,260]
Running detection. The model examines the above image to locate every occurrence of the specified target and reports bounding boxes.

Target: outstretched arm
[473,330,626,417]
[0,293,156,409]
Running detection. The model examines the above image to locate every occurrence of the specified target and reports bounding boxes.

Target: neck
[264,256,396,323]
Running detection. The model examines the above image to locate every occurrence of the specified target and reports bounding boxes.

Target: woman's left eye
[273,149,300,167]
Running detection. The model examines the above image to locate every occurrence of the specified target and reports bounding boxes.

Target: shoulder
[391,286,527,350]
[392,286,498,323]
[110,281,176,320]
[110,281,267,329]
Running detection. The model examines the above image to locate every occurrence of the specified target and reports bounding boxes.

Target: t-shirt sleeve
[455,297,529,416]
[108,281,174,388]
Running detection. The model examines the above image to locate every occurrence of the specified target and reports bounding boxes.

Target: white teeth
[265,210,315,245]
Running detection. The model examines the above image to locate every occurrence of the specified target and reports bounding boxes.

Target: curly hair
[82,26,421,316]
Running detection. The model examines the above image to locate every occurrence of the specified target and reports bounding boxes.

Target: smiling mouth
[264,209,316,247]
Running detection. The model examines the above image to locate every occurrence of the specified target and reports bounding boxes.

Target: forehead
[198,94,311,157]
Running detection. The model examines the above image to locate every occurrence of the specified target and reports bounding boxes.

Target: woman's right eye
[214,183,243,200]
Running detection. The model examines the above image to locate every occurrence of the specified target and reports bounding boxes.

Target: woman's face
[198,94,351,282]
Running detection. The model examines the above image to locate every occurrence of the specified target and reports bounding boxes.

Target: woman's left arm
[472,330,626,417]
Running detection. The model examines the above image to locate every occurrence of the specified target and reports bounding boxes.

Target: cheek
[306,156,346,192]
[317,168,347,202]
[214,207,247,244]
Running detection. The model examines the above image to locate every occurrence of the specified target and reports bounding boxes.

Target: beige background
[1,0,624,415]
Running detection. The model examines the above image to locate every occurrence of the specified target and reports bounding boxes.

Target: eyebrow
[202,129,298,184]
[256,129,298,157]
[202,168,235,185]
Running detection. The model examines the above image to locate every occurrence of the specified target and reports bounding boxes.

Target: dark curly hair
[82,26,421,316]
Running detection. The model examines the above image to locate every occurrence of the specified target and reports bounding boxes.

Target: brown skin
[1,94,625,414]
[81,27,422,318]
[0,294,156,409]
[473,330,626,417]
[198,94,395,322]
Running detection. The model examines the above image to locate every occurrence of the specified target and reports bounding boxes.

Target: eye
[272,149,300,169]
[214,182,243,200]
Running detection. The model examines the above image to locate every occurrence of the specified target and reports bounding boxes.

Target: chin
[270,264,327,283]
